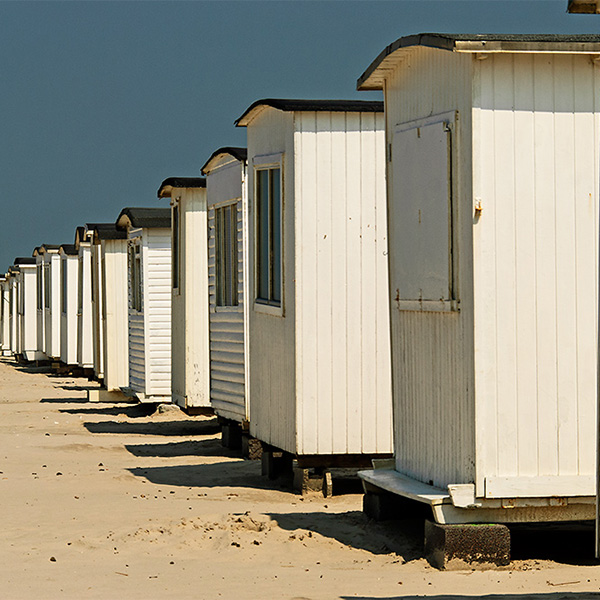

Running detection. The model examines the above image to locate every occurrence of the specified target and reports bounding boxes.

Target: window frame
[253,154,283,316]
[43,262,50,310]
[61,257,68,315]
[129,241,143,313]
[215,201,240,309]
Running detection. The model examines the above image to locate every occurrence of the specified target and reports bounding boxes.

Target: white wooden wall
[91,243,104,379]
[128,228,171,399]
[172,188,210,409]
[35,258,45,356]
[15,272,23,355]
[44,253,62,360]
[472,53,600,498]
[102,238,129,391]
[9,277,17,354]
[1,281,9,355]
[60,255,79,365]
[248,107,393,456]
[293,110,392,456]
[77,245,94,369]
[385,46,476,488]
[208,158,248,422]
[19,266,39,360]
[248,108,297,452]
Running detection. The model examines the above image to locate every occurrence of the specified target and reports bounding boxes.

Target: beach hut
[356,34,600,530]
[85,223,129,399]
[74,227,94,371]
[7,267,19,356]
[14,257,41,361]
[235,99,393,489]
[116,207,172,403]
[199,148,251,445]
[0,276,9,356]
[157,178,211,414]
[35,245,62,361]
[59,243,79,366]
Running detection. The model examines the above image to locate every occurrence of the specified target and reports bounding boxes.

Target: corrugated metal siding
[294,110,393,456]
[472,53,600,492]
[208,184,247,421]
[385,47,476,488]
[248,108,297,452]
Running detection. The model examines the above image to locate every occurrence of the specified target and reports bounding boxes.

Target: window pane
[257,170,270,300]
[62,261,67,313]
[231,204,239,307]
[270,169,281,303]
[172,205,179,289]
[215,208,223,306]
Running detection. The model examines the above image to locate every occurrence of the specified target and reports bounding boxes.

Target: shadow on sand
[61,404,156,418]
[125,438,238,459]
[83,418,220,437]
[40,397,90,405]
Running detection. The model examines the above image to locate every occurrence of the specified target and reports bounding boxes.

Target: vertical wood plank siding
[60,255,79,365]
[294,110,392,456]
[473,53,600,492]
[385,47,476,488]
[102,239,129,391]
[44,254,61,359]
[208,160,247,420]
[77,246,94,368]
[171,188,210,408]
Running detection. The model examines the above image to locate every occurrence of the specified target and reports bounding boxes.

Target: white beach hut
[36,245,62,361]
[7,267,18,356]
[59,243,79,367]
[32,247,46,358]
[235,99,393,486]
[85,222,129,398]
[356,33,600,526]
[199,149,251,441]
[157,178,211,414]
[0,275,9,356]
[116,207,172,403]
[14,257,42,361]
[74,227,94,371]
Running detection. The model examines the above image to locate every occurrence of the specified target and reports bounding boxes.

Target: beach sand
[1,356,599,599]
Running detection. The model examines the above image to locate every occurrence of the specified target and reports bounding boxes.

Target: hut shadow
[342,596,600,600]
[509,521,598,566]
[40,397,89,404]
[125,438,239,459]
[128,460,288,493]
[12,364,54,375]
[60,404,156,418]
[83,418,220,437]
[268,510,423,561]
[57,384,98,391]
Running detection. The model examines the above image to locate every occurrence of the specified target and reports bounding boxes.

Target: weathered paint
[245,106,393,456]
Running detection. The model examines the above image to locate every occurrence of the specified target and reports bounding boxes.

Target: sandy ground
[1,358,600,600]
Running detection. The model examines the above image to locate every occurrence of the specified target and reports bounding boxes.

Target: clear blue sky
[0,0,598,270]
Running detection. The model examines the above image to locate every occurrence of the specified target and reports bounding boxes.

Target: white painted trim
[253,300,283,317]
[485,476,596,498]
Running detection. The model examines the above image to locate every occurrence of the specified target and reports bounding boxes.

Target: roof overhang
[235,98,384,127]
[201,147,248,175]
[157,177,206,199]
[358,33,600,90]
[568,0,600,13]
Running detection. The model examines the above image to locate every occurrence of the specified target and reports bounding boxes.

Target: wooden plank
[485,475,595,499]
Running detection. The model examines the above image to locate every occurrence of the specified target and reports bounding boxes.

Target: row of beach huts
[2,33,600,566]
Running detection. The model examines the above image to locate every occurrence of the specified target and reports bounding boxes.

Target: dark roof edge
[59,244,78,256]
[157,177,206,198]
[116,207,171,229]
[14,257,36,266]
[357,33,600,89]
[86,222,127,240]
[201,147,248,175]
[235,98,384,126]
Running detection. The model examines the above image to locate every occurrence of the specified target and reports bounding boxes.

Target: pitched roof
[157,177,206,198]
[13,257,36,266]
[59,244,78,256]
[235,98,384,127]
[116,207,171,229]
[201,147,247,175]
[358,33,600,90]
[86,222,127,240]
